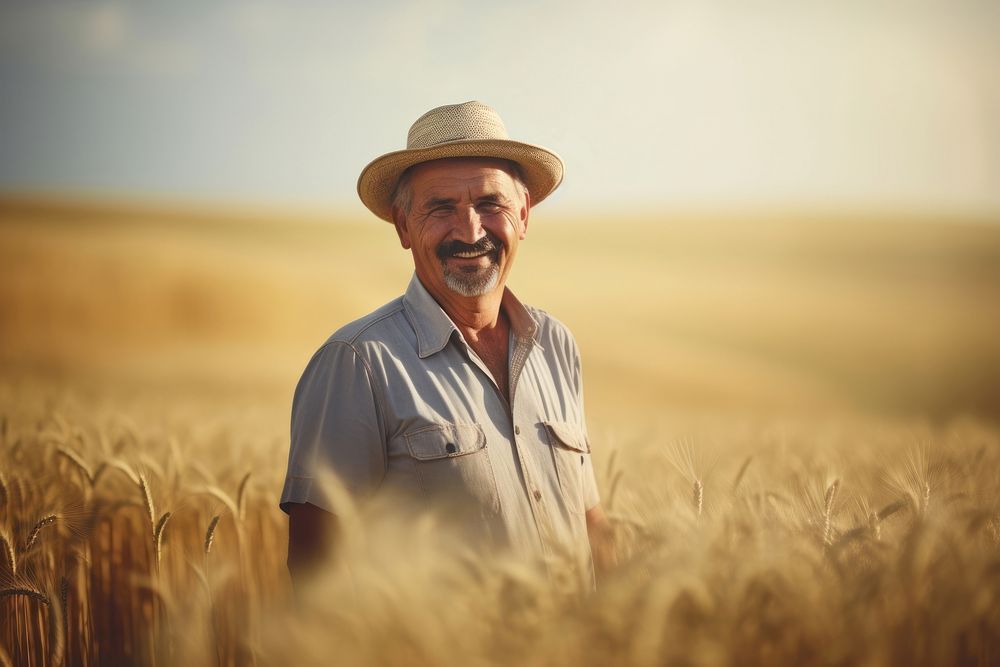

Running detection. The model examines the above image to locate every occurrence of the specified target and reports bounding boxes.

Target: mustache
[436,235,499,260]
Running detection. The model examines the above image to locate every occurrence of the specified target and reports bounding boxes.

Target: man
[280,101,614,590]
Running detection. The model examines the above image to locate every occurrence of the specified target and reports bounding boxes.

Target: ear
[392,207,411,249]
[518,188,531,240]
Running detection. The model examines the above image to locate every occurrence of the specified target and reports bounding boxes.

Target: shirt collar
[402,273,540,359]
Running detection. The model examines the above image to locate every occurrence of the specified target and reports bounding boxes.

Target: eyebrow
[421,196,457,209]
[419,191,511,209]
[477,192,510,204]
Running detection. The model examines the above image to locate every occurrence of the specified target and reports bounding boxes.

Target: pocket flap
[404,423,486,461]
[543,421,590,453]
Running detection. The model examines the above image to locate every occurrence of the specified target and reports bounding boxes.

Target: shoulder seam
[348,303,405,344]
[326,302,405,346]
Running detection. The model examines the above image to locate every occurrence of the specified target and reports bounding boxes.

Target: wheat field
[1,198,999,665]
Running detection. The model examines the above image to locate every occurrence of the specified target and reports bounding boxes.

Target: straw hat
[357,101,564,222]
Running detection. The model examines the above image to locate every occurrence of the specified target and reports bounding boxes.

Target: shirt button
[514,425,521,435]
[532,489,542,501]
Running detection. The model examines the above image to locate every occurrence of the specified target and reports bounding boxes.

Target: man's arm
[282,340,385,592]
[287,501,339,593]
[586,504,618,578]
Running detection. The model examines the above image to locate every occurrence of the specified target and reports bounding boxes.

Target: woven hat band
[406,101,510,149]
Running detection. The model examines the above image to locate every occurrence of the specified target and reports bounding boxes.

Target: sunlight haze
[1,0,998,215]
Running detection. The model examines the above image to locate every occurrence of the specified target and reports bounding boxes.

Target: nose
[452,205,486,244]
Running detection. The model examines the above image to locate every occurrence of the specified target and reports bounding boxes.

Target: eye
[477,202,503,214]
[429,206,453,217]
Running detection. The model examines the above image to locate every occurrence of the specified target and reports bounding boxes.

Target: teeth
[453,250,488,258]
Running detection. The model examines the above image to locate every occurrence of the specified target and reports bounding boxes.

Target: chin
[443,266,501,297]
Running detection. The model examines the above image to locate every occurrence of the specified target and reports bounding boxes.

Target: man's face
[393,158,530,302]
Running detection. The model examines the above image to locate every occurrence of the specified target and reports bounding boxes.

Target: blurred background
[1,0,999,426]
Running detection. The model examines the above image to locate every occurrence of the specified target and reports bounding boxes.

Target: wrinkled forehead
[404,157,522,196]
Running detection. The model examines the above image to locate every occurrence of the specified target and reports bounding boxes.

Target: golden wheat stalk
[732,455,753,493]
[103,458,140,486]
[59,576,68,616]
[693,479,704,518]
[236,472,252,521]
[605,448,618,480]
[154,511,172,567]
[205,486,239,519]
[57,446,96,486]
[606,470,624,511]
[47,580,66,667]
[137,453,165,481]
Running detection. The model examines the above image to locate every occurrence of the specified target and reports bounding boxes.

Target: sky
[0,0,998,216]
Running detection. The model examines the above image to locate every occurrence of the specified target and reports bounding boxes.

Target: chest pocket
[543,420,590,515]
[403,423,501,517]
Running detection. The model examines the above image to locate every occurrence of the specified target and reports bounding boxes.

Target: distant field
[2,197,999,423]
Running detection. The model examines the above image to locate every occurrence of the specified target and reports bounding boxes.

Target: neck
[441,290,506,345]
[418,274,507,344]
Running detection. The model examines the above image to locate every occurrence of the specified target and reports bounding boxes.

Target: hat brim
[357,139,564,222]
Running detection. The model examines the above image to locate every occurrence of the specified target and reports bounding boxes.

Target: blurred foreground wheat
[1,382,998,666]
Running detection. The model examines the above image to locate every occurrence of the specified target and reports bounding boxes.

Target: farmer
[280,101,614,590]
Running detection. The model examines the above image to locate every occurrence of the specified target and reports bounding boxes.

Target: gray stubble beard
[441,258,501,297]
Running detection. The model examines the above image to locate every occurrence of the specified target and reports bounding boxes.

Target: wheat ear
[693,479,704,518]
[204,515,221,555]
[0,586,50,605]
[868,510,882,540]
[0,530,15,576]
[23,514,58,552]
[823,479,839,547]
[138,475,155,528]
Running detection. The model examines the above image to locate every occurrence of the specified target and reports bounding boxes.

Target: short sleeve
[279,341,386,514]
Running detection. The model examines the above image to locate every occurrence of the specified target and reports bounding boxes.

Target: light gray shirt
[280,274,599,582]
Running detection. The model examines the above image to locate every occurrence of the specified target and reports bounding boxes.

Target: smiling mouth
[451,249,492,259]
[437,235,501,262]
